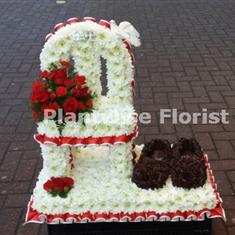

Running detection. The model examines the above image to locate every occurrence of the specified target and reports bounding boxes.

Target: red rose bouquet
[43,176,74,198]
[30,61,94,126]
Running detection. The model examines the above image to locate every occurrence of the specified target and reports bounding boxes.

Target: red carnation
[62,97,78,112]
[43,180,53,191]
[77,101,86,111]
[60,60,72,68]
[74,75,86,86]
[86,99,93,109]
[31,88,50,103]
[56,86,67,97]
[64,79,75,87]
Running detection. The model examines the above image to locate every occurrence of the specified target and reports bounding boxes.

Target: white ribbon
[110,20,141,47]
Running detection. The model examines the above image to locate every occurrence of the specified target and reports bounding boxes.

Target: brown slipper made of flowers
[132,139,172,190]
[171,138,207,189]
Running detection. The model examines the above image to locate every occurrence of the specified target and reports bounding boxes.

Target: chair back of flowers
[31,18,140,122]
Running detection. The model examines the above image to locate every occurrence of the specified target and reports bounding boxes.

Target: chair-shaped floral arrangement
[30,17,141,200]
[26,17,224,224]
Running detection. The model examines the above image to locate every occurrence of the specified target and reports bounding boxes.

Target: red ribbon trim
[34,130,138,146]
[48,17,135,62]
[25,201,224,224]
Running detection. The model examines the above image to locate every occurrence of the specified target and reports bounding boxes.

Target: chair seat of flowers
[36,97,137,144]
[63,99,137,138]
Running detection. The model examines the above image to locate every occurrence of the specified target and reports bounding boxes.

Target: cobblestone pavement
[0,0,235,234]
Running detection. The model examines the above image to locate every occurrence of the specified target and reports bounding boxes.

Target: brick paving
[0,0,235,234]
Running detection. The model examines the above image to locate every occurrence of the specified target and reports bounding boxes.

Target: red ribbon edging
[34,130,138,146]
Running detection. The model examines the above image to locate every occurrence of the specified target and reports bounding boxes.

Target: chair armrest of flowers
[41,145,71,177]
[109,143,133,178]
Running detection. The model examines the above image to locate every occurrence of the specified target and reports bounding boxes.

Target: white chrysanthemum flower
[62,121,80,137]
[40,145,70,176]
[37,120,60,137]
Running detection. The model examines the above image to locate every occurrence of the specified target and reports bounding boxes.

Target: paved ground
[0,0,235,234]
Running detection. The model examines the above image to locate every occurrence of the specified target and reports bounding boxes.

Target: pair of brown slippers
[132,138,207,190]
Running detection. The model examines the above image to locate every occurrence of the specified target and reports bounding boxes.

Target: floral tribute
[43,176,74,198]
[30,60,94,124]
[25,17,225,225]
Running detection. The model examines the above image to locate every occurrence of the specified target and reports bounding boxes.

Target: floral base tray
[25,147,225,224]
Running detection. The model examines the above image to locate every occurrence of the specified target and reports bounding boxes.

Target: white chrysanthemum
[37,120,60,137]
[40,145,70,176]
[62,121,80,137]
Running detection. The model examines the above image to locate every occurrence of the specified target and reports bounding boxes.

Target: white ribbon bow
[110,20,141,47]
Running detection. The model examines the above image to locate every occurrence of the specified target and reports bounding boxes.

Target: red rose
[43,180,53,191]
[54,77,63,85]
[52,177,65,192]
[63,177,74,187]
[32,81,46,91]
[56,86,67,97]
[31,88,50,103]
[40,70,49,79]
[48,69,67,81]
[44,177,74,195]
[30,103,37,111]
[64,79,75,87]
[60,60,72,68]
[32,112,40,120]
[72,87,89,97]
[41,102,59,112]
[86,99,93,109]
[63,186,70,191]
[62,97,78,112]
[77,101,86,111]
[50,93,57,101]
[80,87,89,96]
[50,102,59,110]
[74,75,86,86]
[54,184,64,192]
[71,88,80,97]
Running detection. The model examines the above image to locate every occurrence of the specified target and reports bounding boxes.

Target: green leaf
[49,62,58,71]
[58,191,68,198]
[49,190,58,197]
